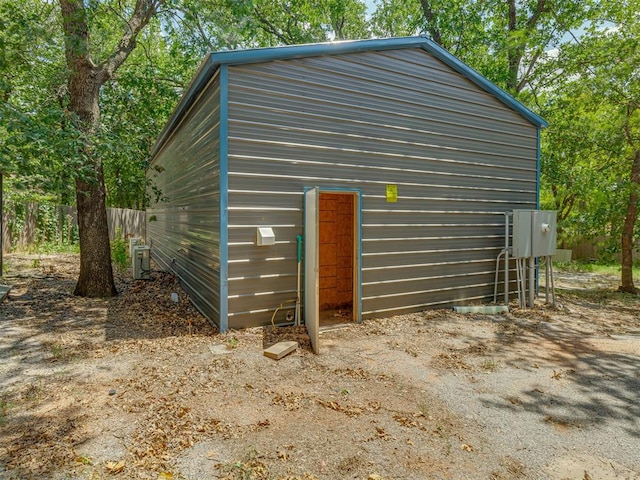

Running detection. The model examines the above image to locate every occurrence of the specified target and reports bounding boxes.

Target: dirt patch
[1,254,639,479]
[262,326,311,350]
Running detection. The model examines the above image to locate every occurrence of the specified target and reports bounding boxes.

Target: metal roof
[151,36,547,157]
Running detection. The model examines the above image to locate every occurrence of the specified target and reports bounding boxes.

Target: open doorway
[318,192,355,327]
[304,187,361,353]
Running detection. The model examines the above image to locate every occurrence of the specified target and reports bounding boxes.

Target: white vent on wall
[256,227,275,246]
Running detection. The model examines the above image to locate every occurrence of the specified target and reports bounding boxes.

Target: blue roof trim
[209,36,427,66]
[416,37,548,128]
[150,36,547,158]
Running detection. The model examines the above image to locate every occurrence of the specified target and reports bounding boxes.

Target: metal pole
[519,258,527,308]
[545,256,550,302]
[493,251,504,303]
[528,255,535,307]
[504,212,510,305]
[515,257,521,307]
[550,256,556,306]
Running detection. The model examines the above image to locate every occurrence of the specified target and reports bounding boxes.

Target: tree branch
[623,103,639,148]
[516,47,543,92]
[192,10,214,51]
[253,7,291,44]
[418,0,443,46]
[98,0,164,83]
[506,0,548,92]
[526,0,548,30]
[59,0,96,72]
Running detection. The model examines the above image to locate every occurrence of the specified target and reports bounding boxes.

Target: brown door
[318,192,355,326]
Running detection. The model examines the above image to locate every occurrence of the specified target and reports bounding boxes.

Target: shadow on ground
[0,266,216,478]
[483,302,640,438]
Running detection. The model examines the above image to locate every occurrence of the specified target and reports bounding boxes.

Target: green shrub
[553,261,595,273]
[111,231,129,272]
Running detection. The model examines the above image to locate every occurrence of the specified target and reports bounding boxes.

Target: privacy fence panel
[1,204,145,252]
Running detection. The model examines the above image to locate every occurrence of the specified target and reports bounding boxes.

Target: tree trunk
[419,0,443,46]
[60,0,161,297]
[74,173,117,297]
[506,0,520,93]
[67,64,117,297]
[620,148,640,293]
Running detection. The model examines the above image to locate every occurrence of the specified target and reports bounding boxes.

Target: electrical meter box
[512,210,532,258]
[511,210,557,258]
[531,210,557,257]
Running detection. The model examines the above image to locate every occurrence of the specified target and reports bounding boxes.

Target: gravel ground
[0,254,639,480]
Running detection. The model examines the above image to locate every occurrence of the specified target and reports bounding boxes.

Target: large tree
[538,0,640,292]
[212,0,369,47]
[59,0,164,297]
[371,0,590,94]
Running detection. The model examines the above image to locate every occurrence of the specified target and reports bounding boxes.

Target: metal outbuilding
[147,36,547,350]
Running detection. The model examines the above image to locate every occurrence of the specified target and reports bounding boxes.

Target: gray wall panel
[147,75,222,325]
[224,47,538,326]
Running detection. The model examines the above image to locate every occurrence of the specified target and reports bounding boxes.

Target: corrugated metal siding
[147,74,222,325]
[226,47,538,326]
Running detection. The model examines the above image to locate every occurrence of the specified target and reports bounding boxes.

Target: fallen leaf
[157,473,173,480]
[206,449,217,460]
[369,474,384,480]
[105,460,126,474]
[75,455,93,465]
[461,443,473,452]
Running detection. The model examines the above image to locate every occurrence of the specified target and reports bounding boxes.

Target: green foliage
[100,19,194,209]
[370,0,592,93]
[110,232,129,272]
[0,394,15,425]
[177,0,370,49]
[2,0,638,289]
[29,242,81,255]
[2,195,79,253]
[555,261,640,280]
[537,0,640,269]
[553,261,596,273]
[1,0,371,216]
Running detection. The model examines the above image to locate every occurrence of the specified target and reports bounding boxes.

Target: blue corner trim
[219,64,229,333]
[536,127,541,209]
[357,190,363,324]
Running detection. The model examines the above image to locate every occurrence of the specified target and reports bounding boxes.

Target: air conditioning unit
[132,245,151,280]
[129,237,142,257]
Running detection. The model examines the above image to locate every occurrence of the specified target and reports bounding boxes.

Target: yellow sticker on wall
[386,184,398,203]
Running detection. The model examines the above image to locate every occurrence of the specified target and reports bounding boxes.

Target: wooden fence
[1,205,145,253]
[106,207,146,241]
